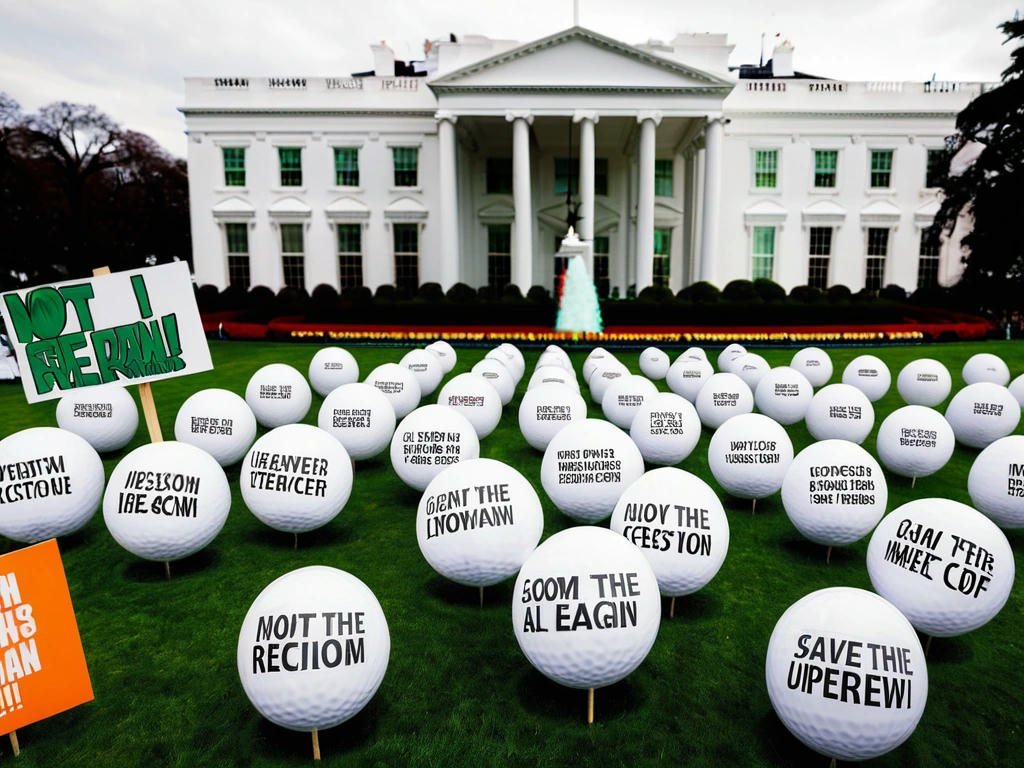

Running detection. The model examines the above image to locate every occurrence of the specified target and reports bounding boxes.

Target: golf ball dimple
[389,405,480,491]
[790,347,833,388]
[695,373,754,429]
[365,363,422,419]
[317,383,396,461]
[944,382,1020,449]
[707,413,793,499]
[804,384,875,444]
[174,388,258,466]
[896,359,952,407]
[875,405,954,479]
[307,347,359,397]
[56,384,139,453]
[245,363,312,428]
[518,383,587,452]
[629,392,702,465]
[842,355,891,402]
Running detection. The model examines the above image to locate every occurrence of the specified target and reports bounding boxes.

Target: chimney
[772,40,794,77]
[371,41,395,76]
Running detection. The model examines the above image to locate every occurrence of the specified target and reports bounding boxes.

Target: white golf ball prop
[962,352,1010,386]
[389,405,480,491]
[708,414,793,499]
[666,358,713,402]
[495,344,526,383]
[540,419,645,522]
[638,347,670,380]
[518,383,587,452]
[536,351,572,372]
[56,384,138,453]
[401,348,444,397]
[245,363,312,428]
[842,355,891,402]
[754,367,813,425]
[0,427,104,543]
[528,365,579,392]
[733,353,770,391]
[103,441,230,561]
[968,436,1024,528]
[317,383,396,460]
[609,468,729,596]
[717,343,746,373]
[781,440,887,547]
[174,388,258,466]
[867,498,1015,637]
[1009,373,1024,408]
[436,373,502,439]
[582,348,612,382]
[486,348,522,384]
[240,424,353,533]
[365,363,421,419]
[944,382,1020,449]
[805,384,874,444]
[307,347,359,397]
[470,358,515,406]
[679,347,707,363]
[790,347,833,388]
[695,373,754,429]
[512,526,661,689]
[601,375,658,430]
[237,566,389,731]
[875,406,955,479]
[416,458,543,587]
[765,587,927,762]
[896,359,952,406]
[629,392,702,465]
[588,360,628,405]
[425,340,457,373]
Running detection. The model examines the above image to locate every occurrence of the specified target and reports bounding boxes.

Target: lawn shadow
[122,548,220,582]
[56,527,95,553]
[516,668,643,723]
[777,535,857,567]
[756,709,818,765]
[423,574,512,609]
[662,590,722,622]
[253,695,382,761]
[242,523,356,551]
[923,634,974,664]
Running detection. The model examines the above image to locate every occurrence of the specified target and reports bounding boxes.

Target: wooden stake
[669,597,675,618]
[164,561,171,580]
[828,758,836,768]
[8,730,18,757]
[925,635,932,657]
[478,586,484,609]
[751,498,757,516]
[587,688,594,724]
[826,546,832,565]
[911,476,917,489]
[294,532,299,550]
[312,728,320,761]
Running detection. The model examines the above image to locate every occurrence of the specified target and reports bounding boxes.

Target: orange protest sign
[0,539,92,734]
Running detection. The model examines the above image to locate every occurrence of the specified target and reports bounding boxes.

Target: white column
[635,111,661,291]
[435,111,460,290]
[699,116,725,284]
[506,111,534,292]
[574,111,599,275]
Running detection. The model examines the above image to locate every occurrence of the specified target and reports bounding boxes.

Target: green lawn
[1,341,1023,767]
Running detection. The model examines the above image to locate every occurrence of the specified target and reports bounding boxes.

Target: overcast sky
[0,0,1016,157]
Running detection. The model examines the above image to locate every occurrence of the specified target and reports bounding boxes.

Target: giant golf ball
[417,458,543,587]
[389,405,480,491]
[968,436,1024,528]
[365,363,422,419]
[401,349,444,397]
[0,427,104,543]
[695,373,754,429]
[103,441,230,560]
[638,347,670,380]
[867,498,1015,637]
[717,344,747,373]
[962,352,1010,386]
[425,340,457,373]
[609,468,729,596]
[601,375,658,430]
[307,347,359,397]
[536,351,572,372]
[790,347,833,388]
[679,347,707,363]
[528,365,579,392]
[582,348,612,382]
[842,355,891,402]
[708,414,793,499]
[237,566,389,731]
[766,587,927,761]
[1009,373,1024,408]
[494,344,526,383]
[471,359,515,406]
[174,388,257,467]
[241,424,353,533]
[317,383,396,460]
[805,384,874,444]
[734,353,771,391]
[666,358,713,402]
[588,360,629,405]
[896,359,952,406]
[56,384,138,453]
[875,406,955,479]
[436,373,502,439]
[540,419,645,522]
[245,363,312,428]
[512,526,661,689]
[781,440,887,547]
[944,382,1020,448]
[754,367,813,425]
[518,383,587,452]
[629,392,702,465]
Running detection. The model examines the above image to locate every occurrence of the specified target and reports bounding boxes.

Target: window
[334,148,359,187]
[593,235,610,298]
[753,149,778,188]
[807,227,832,289]
[486,158,513,194]
[926,149,944,188]
[278,147,302,186]
[223,147,246,186]
[392,147,418,187]
[917,229,941,288]
[337,224,363,289]
[393,223,419,293]
[280,223,305,289]
[655,160,673,197]
[870,149,893,188]
[554,158,608,196]
[653,228,671,288]
[487,224,511,289]
[865,227,889,290]
[813,150,837,188]
[225,223,250,288]
[752,226,775,279]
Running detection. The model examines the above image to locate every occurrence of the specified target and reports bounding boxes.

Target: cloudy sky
[0,0,1015,157]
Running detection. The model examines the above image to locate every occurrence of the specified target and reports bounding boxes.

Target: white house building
[181,26,981,299]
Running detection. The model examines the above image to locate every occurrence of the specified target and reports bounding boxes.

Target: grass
[1,340,1023,767]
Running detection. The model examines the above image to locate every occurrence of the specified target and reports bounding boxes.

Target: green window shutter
[754,150,778,188]
[279,147,302,186]
[223,147,246,186]
[334,148,359,186]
